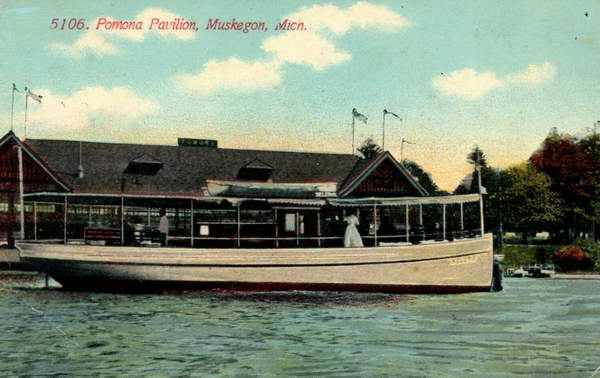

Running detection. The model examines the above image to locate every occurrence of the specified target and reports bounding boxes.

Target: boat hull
[17,234,493,294]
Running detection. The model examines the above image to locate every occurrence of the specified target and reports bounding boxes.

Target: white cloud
[432,69,503,101]
[173,58,283,94]
[432,62,556,100]
[507,62,556,87]
[176,2,410,95]
[284,2,410,35]
[50,8,195,58]
[261,32,350,71]
[24,87,160,129]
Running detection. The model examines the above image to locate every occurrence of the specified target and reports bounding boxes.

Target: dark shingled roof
[25,139,360,196]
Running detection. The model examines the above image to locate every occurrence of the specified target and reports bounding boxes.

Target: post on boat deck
[405,204,410,242]
[274,208,279,248]
[442,204,446,240]
[419,203,423,225]
[120,197,124,245]
[33,202,37,240]
[373,204,377,246]
[479,193,485,237]
[460,202,464,233]
[236,205,241,248]
[63,196,68,244]
[317,211,321,247]
[296,211,300,247]
[190,200,194,248]
[88,205,92,225]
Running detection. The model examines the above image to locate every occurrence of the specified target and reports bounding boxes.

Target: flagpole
[382,110,386,151]
[352,112,355,154]
[17,145,25,240]
[24,91,29,139]
[11,85,15,132]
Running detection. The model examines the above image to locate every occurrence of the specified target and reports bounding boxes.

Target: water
[1,273,599,377]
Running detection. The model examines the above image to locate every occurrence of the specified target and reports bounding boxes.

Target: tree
[499,163,563,233]
[357,138,383,159]
[530,131,600,239]
[402,160,441,195]
[467,145,487,169]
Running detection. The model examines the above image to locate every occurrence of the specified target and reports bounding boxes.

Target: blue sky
[1,0,599,190]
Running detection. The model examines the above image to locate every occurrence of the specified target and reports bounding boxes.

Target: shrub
[572,238,600,265]
[553,246,594,272]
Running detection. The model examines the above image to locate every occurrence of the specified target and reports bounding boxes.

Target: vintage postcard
[1,1,599,376]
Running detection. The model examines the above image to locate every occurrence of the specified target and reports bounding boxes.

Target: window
[285,213,296,232]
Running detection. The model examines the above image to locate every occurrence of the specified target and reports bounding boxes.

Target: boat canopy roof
[23,191,480,207]
[328,193,480,207]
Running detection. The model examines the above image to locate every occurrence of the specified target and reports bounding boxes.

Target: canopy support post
[63,196,67,244]
[419,203,423,225]
[317,211,321,247]
[442,204,446,240]
[120,197,124,245]
[190,200,194,248]
[479,194,485,237]
[460,202,464,235]
[296,211,300,247]
[406,204,410,242]
[33,202,37,240]
[274,208,279,248]
[373,204,377,247]
[237,205,241,248]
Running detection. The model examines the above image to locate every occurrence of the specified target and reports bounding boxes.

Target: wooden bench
[84,227,121,245]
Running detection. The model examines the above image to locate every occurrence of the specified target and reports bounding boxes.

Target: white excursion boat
[17,233,494,294]
[2,131,499,294]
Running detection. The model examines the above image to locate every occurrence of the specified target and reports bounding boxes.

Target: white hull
[17,234,494,294]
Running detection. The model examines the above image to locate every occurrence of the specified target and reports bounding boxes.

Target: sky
[1,0,599,190]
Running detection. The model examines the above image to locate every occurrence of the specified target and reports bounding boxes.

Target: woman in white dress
[343,213,364,247]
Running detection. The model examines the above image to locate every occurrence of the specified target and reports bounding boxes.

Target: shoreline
[551,273,600,280]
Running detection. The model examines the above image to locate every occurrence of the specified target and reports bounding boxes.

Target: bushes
[500,245,556,268]
[553,246,594,272]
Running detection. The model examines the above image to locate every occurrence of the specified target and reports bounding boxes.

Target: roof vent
[124,154,163,175]
[237,159,273,181]
[178,138,218,148]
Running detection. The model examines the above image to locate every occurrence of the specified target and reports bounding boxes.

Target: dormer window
[237,159,273,181]
[124,154,163,175]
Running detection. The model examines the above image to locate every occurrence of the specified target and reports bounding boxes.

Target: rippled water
[1,273,599,377]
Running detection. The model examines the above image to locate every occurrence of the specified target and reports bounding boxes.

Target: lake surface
[1,273,599,377]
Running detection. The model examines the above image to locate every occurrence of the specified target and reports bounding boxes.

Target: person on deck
[343,212,363,248]
[159,209,169,247]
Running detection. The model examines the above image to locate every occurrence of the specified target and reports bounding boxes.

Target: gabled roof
[0,131,71,191]
[337,151,428,197]
[24,137,360,196]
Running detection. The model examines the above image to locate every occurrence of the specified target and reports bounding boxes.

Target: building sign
[177,138,218,148]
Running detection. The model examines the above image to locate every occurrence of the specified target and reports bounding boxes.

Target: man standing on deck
[159,209,169,247]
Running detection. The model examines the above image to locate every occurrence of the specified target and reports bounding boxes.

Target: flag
[26,89,42,104]
[12,83,20,92]
[352,108,367,124]
[384,109,401,121]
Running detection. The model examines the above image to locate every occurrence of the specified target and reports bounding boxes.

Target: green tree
[530,130,600,240]
[357,137,383,159]
[499,163,563,233]
[402,160,441,195]
[467,145,487,169]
